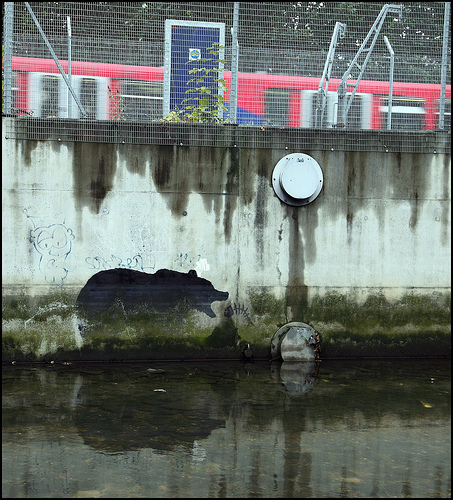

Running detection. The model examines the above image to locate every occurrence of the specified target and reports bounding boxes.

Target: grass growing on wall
[2,290,451,362]
[246,289,451,358]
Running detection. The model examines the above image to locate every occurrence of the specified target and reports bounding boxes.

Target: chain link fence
[2,2,451,150]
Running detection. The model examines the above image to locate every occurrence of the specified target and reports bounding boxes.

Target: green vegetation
[2,290,450,362]
[161,43,228,124]
[108,86,125,121]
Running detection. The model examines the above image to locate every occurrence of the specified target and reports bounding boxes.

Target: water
[2,358,451,498]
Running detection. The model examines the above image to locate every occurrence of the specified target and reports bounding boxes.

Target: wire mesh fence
[2,2,451,150]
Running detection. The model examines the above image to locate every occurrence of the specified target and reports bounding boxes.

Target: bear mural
[76,268,229,319]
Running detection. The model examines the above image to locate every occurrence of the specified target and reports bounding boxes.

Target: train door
[300,90,316,128]
[64,76,110,119]
[329,92,372,129]
[28,73,109,119]
[300,90,373,129]
[28,73,64,118]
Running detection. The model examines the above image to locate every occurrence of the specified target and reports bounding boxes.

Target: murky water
[2,358,451,498]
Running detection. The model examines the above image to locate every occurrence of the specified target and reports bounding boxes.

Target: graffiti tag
[26,212,75,284]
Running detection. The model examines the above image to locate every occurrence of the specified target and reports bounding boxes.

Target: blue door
[164,21,225,119]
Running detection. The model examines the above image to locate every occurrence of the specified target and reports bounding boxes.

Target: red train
[11,56,451,131]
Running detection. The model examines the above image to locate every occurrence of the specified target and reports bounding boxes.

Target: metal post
[337,4,403,127]
[383,36,394,130]
[3,3,14,115]
[230,2,240,124]
[24,2,87,118]
[438,2,450,130]
[315,21,346,128]
[67,16,72,118]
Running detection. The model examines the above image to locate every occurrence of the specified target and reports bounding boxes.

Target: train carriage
[11,56,451,131]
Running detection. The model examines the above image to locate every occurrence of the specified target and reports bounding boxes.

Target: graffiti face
[76,268,229,318]
[29,223,75,283]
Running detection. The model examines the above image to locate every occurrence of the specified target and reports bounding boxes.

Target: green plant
[162,43,229,124]
[108,85,125,120]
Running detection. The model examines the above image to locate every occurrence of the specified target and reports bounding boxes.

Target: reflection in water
[2,359,451,498]
[73,370,226,454]
[271,360,320,396]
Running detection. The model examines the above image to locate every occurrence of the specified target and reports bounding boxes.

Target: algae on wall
[2,289,450,362]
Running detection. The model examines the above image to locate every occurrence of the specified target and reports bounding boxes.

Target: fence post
[438,1,450,130]
[24,2,87,118]
[383,36,394,130]
[230,2,240,124]
[3,2,14,115]
[67,16,72,118]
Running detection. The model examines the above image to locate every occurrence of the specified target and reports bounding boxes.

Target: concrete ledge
[4,116,451,153]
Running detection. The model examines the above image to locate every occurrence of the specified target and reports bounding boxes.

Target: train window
[300,91,373,129]
[346,94,366,130]
[120,81,163,122]
[380,96,425,131]
[332,93,373,129]
[264,89,289,127]
[41,75,59,118]
[79,78,98,119]
[436,98,451,131]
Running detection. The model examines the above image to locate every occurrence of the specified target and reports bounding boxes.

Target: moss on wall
[307,291,451,331]
[2,291,244,362]
[3,290,449,362]
[240,289,451,359]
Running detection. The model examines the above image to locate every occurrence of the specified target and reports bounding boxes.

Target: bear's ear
[188,269,197,277]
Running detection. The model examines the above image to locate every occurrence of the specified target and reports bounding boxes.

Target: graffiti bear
[76,268,229,318]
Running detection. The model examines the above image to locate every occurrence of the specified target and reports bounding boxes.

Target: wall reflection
[2,359,451,498]
[271,360,320,396]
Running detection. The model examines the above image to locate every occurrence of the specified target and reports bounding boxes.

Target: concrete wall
[2,117,451,361]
